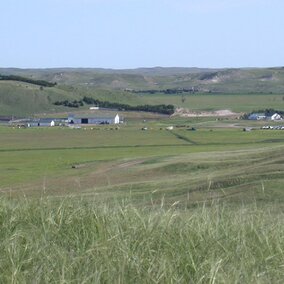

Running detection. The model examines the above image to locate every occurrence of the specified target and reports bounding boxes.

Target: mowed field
[1,118,284,206]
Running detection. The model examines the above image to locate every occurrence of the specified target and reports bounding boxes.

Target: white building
[114,114,120,124]
[28,118,55,127]
[269,113,282,121]
[68,114,120,125]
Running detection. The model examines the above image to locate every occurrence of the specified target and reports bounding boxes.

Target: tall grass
[0,197,284,283]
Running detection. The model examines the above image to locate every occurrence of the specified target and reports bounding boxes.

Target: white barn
[68,114,120,125]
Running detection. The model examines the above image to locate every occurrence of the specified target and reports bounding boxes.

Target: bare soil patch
[173,108,240,118]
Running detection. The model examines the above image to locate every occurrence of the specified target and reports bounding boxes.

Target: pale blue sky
[1,0,284,69]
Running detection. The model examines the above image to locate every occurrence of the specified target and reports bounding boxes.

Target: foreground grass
[1,198,284,283]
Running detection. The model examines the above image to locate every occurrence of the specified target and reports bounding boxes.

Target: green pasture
[141,93,284,112]
[0,119,284,283]
[0,124,283,205]
[170,128,284,145]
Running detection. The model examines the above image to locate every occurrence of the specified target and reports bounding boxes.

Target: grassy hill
[1,66,284,92]
[1,67,284,116]
[0,80,147,117]
[0,81,78,116]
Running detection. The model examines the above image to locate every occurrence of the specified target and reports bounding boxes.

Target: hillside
[1,67,284,116]
[1,66,284,92]
[0,81,77,116]
[0,80,146,117]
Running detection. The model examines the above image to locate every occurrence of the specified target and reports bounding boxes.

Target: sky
[1,0,284,69]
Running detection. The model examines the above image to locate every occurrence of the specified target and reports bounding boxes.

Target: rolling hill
[1,67,284,116]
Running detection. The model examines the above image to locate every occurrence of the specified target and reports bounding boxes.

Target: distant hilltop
[1,66,284,93]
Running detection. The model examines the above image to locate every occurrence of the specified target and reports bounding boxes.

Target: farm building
[248,113,267,120]
[27,118,55,127]
[68,114,120,125]
[248,112,282,121]
[269,113,282,121]
[11,114,121,127]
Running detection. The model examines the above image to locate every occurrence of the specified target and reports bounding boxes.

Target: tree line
[127,88,197,95]
[54,96,175,114]
[0,75,56,87]
[53,100,84,108]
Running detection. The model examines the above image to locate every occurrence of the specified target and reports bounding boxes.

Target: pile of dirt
[173,108,240,118]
